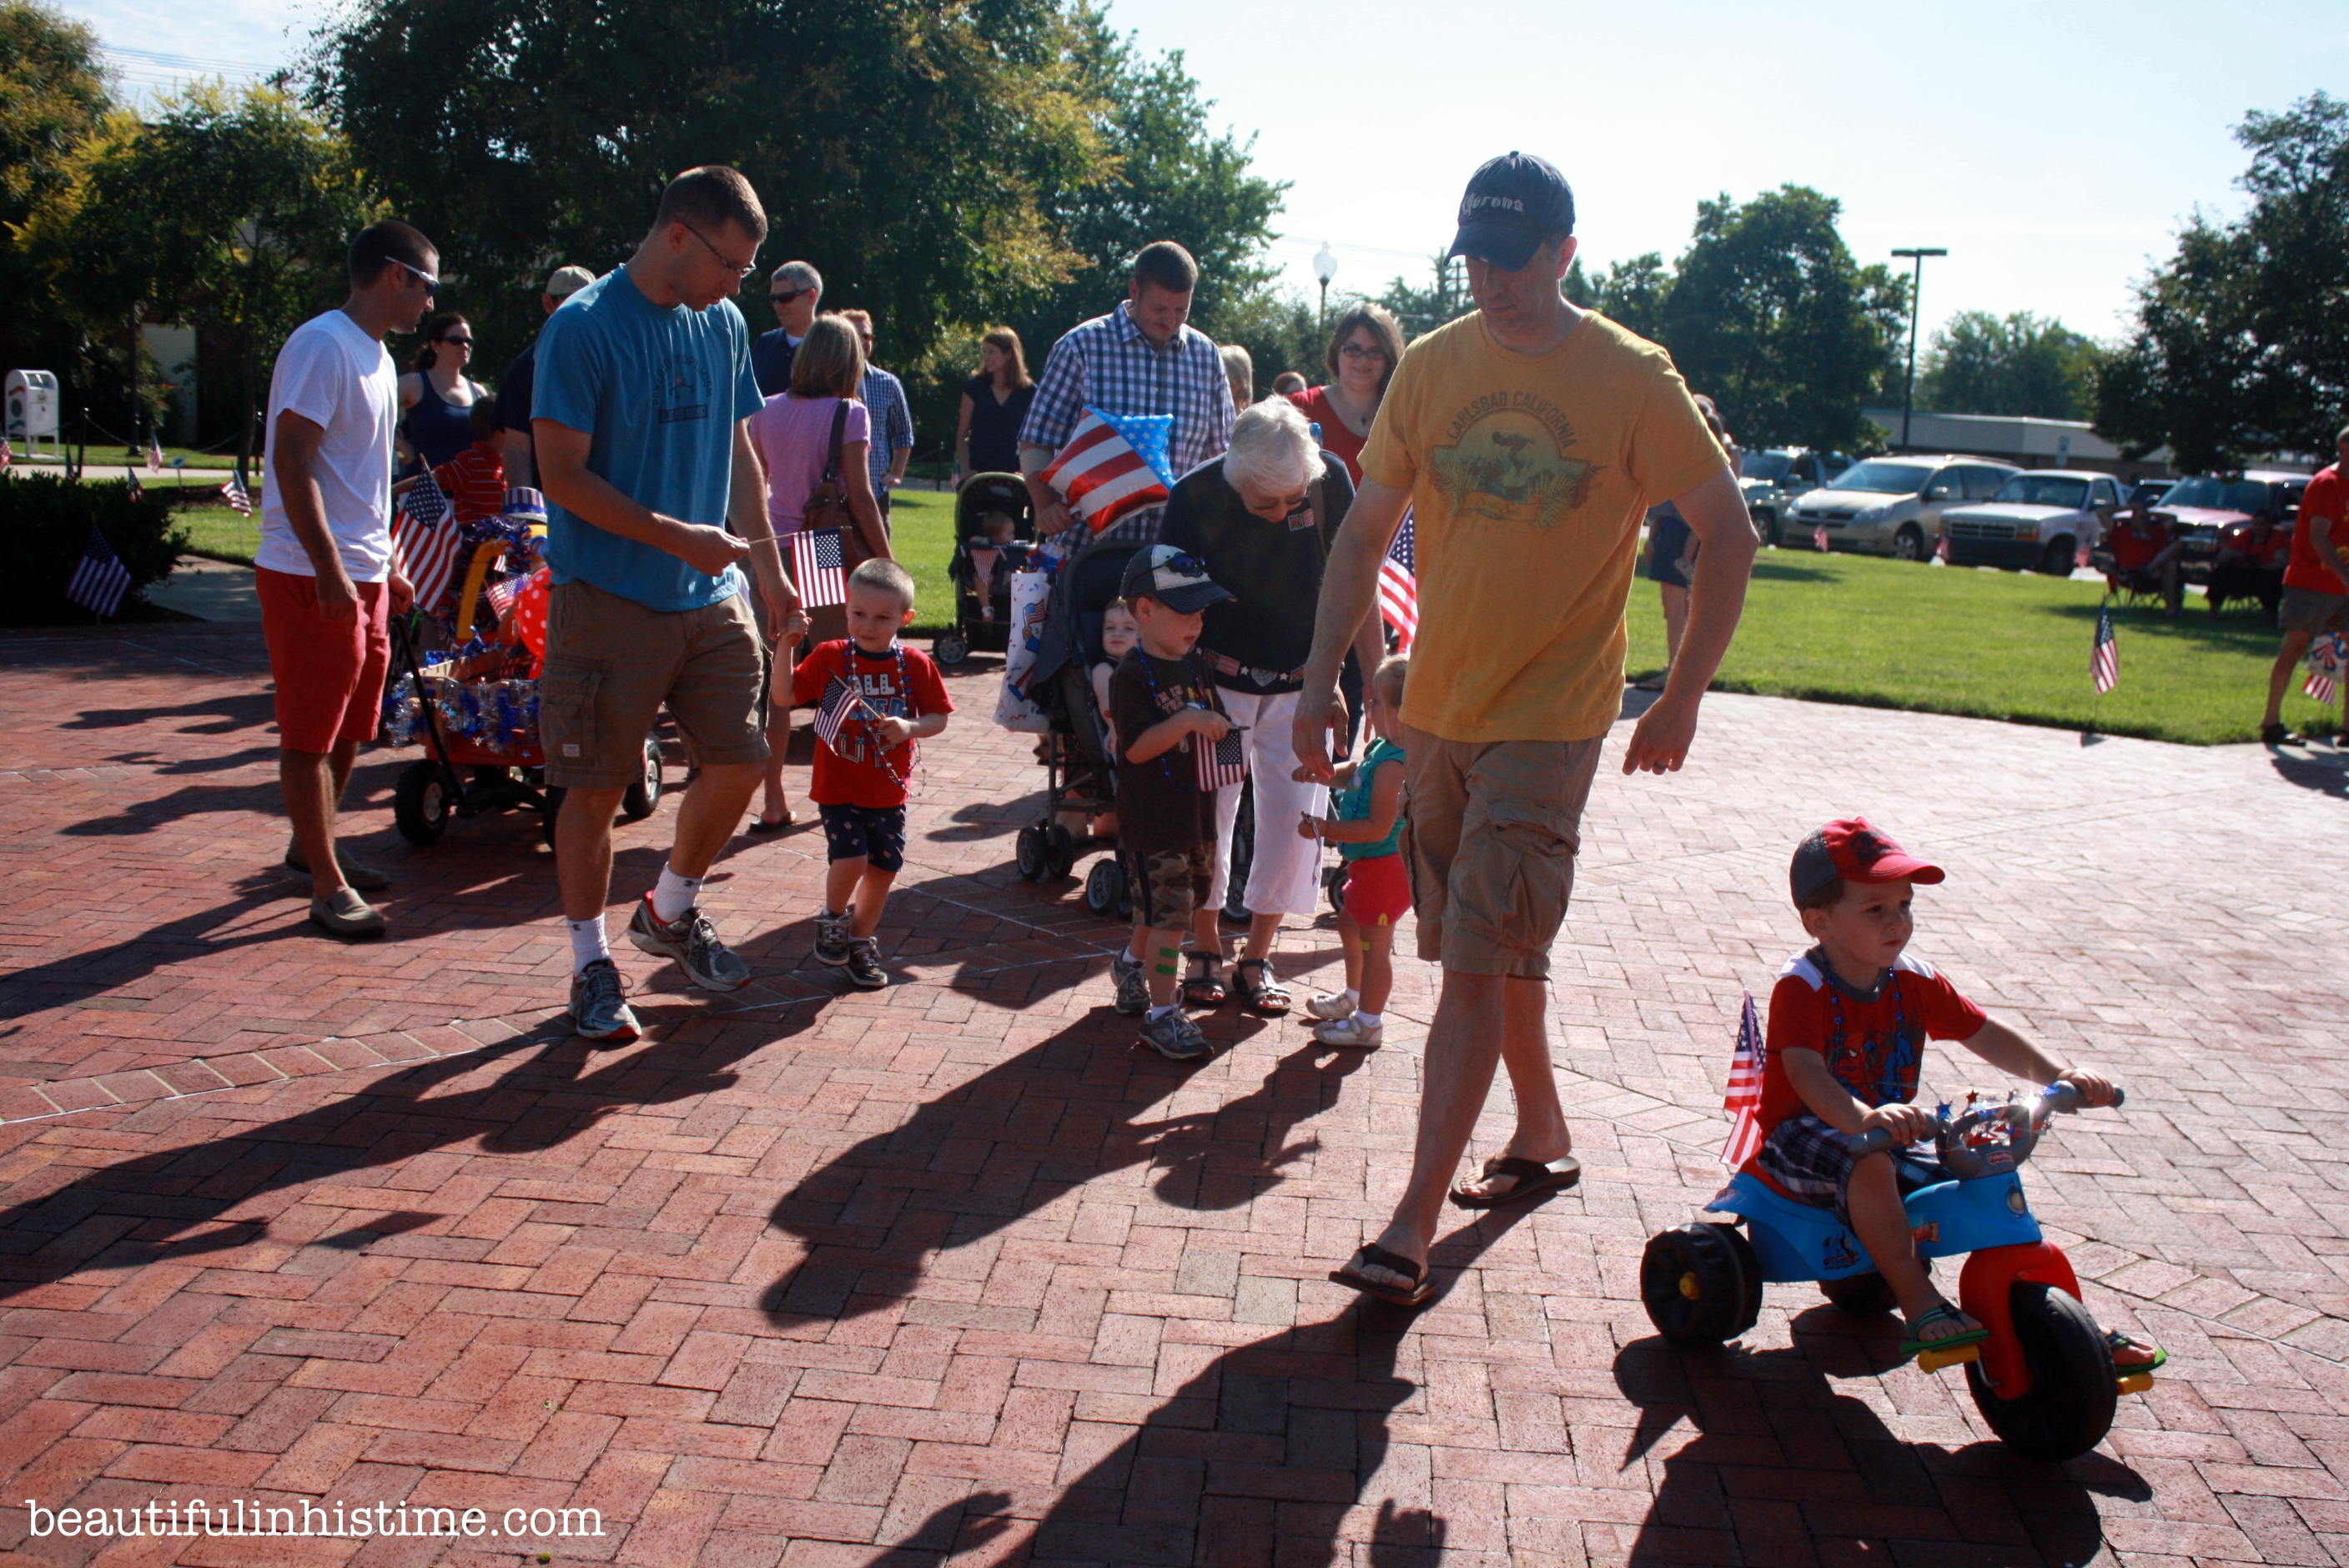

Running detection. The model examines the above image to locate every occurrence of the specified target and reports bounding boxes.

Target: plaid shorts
[1758,1113,1941,1224]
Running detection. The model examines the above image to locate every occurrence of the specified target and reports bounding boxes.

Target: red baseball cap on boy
[1789,817,1945,906]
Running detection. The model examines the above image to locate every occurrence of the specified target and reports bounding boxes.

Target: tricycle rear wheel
[1640,1222,1763,1348]
[1964,1280,2117,1462]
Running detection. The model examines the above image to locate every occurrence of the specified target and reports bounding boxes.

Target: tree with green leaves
[0,2,113,421]
[2095,92,2349,470]
[17,84,375,479]
[1657,185,1907,451]
[1919,310,2100,420]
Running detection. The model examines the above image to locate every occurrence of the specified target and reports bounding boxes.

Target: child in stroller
[934,472,1036,668]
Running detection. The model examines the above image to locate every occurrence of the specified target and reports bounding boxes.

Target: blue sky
[64,0,2349,349]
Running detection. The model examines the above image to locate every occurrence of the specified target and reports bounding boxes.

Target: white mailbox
[5,369,61,455]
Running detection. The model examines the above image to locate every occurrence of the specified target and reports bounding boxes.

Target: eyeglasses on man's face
[679,221,757,279]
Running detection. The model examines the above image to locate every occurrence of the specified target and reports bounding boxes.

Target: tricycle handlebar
[1849,1081,2123,1162]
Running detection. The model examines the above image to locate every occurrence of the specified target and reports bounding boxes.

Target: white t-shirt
[256,309,399,582]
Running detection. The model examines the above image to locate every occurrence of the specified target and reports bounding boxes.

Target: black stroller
[932,472,1036,668]
[1012,535,1255,922]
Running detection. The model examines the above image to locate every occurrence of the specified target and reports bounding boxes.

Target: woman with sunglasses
[1285,304,1406,486]
[398,310,488,471]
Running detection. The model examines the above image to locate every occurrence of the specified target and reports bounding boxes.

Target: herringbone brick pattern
[0,621,2345,1566]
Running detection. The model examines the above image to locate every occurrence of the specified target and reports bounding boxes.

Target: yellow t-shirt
[1360,309,1725,743]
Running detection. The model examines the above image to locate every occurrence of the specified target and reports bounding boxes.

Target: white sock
[1340,988,1361,1008]
[651,864,701,924]
[1355,1011,1383,1028]
[1147,1003,1176,1023]
[567,916,610,973]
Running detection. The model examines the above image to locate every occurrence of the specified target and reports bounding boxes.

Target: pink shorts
[1341,853,1411,926]
[258,565,391,753]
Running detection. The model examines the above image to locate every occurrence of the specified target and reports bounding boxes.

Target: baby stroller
[1014,535,1136,914]
[933,472,1037,668]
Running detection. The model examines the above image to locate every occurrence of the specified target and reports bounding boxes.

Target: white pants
[1206,687,1330,918]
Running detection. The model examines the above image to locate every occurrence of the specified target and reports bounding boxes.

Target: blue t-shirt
[534,268,762,612]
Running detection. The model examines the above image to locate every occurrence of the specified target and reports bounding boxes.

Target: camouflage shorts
[1128,842,1213,931]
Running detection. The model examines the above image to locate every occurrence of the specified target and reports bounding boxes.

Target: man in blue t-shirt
[533,164,807,1043]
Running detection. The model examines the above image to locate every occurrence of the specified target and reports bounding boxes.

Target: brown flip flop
[1329,1244,1436,1308]
[1447,1154,1582,1210]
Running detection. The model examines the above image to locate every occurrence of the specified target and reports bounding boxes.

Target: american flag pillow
[1041,410,1176,534]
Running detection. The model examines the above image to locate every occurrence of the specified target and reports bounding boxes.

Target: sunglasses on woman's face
[439,334,473,346]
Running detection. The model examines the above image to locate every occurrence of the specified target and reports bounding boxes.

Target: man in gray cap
[1293,151,1757,1306]
[500,264,595,487]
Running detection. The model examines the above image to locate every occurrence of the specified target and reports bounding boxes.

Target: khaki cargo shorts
[1402,727,1604,980]
[2280,586,2349,636]
[541,579,768,791]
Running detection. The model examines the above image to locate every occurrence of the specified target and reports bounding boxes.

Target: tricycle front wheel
[1964,1281,2117,1462]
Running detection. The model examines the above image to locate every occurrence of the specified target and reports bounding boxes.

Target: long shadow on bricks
[868,1214,1537,1567]
[762,1028,1372,1328]
[0,998,828,1300]
[1612,1307,2149,1566]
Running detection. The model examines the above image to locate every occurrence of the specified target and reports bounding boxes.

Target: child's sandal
[2105,1329,2167,1370]
[1898,1303,1989,1362]
[1182,954,1227,1008]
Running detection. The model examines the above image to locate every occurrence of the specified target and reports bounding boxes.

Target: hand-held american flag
[390,470,459,613]
[2091,600,2120,695]
[812,675,860,751]
[219,470,254,515]
[1719,992,1765,1169]
[1193,716,1247,792]
[788,528,848,610]
[2306,632,2346,705]
[1039,409,1175,534]
[1376,510,1418,651]
[65,524,134,618]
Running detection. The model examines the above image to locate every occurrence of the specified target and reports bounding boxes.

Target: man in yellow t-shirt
[1294,151,1758,1307]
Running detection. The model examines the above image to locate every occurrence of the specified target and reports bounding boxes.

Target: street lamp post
[1313,243,1337,332]
[1890,247,1946,450]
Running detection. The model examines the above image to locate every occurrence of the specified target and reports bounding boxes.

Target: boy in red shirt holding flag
[792,559,952,989]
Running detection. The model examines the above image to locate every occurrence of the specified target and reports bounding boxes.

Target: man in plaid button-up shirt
[1019,241,1236,545]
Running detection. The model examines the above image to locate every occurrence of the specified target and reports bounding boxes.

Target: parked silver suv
[1786,455,2020,560]
[1740,448,1853,545]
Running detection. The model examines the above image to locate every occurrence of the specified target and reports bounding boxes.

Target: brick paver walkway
[0,622,2345,1567]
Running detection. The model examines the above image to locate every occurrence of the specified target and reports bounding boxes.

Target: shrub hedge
[0,475,187,625]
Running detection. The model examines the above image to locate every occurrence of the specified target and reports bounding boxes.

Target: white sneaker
[1313,1014,1383,1048]
[1304,989,1357,1022]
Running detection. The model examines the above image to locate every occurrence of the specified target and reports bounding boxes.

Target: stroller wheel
[1084,857,1125,918]
[1044,823,1077,880]
[620,735,663,821]
[1015,823,1049,882]
[933,628,971,668]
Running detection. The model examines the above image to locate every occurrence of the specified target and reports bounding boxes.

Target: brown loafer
[285,837,391,892]
[309,888,386,939]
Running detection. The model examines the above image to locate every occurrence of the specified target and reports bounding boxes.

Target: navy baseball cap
[1120,544,1232,615]
[1446,151,1576,272]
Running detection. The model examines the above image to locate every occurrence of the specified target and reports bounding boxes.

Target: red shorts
[258,565,391,753]
[1340,852,1411,926]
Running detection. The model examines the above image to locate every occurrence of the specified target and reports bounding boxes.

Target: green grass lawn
[1623,549,2332,745]
[168,502,2325,744]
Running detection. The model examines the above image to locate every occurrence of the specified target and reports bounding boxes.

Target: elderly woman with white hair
[1158,397,1386,1014]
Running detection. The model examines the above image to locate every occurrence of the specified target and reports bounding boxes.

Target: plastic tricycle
[1641,1083,2148,1462]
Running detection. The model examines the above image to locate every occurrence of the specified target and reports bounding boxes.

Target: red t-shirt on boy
[1751,950,1989,1153]
[431,439,507,524]
[791,639,952,809]
[2284,465,2347,595]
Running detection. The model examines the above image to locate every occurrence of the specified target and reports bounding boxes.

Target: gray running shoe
[1137,1008,1210,1063]
[1112,949,1150,1016]
[813,907,853,967]
[843,936,888,990]
[570,958,640,1043]
[626,894,751,992]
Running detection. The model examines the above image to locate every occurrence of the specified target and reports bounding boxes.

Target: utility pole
[1890,248,1946,450]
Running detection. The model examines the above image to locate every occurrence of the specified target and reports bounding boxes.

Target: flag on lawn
[1377,510,1419,651]
[123,463,142,500]
[2306,633,2346,706]
[64,524,133,618]
[1813,522,1829,552]
[788,527,848,609]
[1,436,13,470]
[812,674,864,752]
[2075,539,2092,571]
[390,471,460,612]
[1039,409,1175,534]
[1934,530,1950,563]
[1193,719,1247,792]
[219,470,254,515]
[2091,600,2120,695]
[145,430,163,474]
[1719,992,1766,1170]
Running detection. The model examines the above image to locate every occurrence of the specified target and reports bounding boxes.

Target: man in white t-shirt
[256,219,438,938]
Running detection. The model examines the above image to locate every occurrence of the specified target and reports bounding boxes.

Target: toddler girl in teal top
[1299,656,1411,1048]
